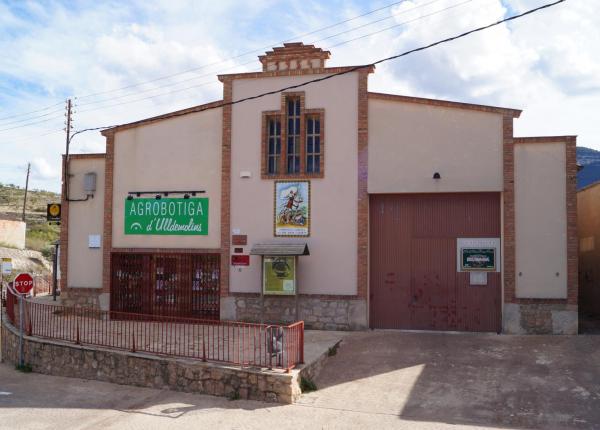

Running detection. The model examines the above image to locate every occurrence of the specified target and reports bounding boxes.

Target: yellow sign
[47,203,61,222]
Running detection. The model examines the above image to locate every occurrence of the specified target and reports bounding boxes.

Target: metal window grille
[267,117,281,174]
[306,116,321,173]
[286,98,301,173]
[110,252,220,320]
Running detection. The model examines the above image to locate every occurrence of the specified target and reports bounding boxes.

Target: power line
[0,129,63,146]
[0,100,64,122]
[328,0,478,48]
[73,0,425,102]
[75,0,450,109]
[69,0,566,143]
[0,0,463,126]
[0,114,65,133]
[76,0,474,115]
[0,107,64,127]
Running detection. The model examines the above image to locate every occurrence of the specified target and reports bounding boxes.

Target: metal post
[22,162,30,222]
[19,294,24,367]
[52,244,58,301]
[260,256,265,325]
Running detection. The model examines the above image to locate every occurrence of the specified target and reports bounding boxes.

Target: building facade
[60,43,578,334]
[578,181,600,317]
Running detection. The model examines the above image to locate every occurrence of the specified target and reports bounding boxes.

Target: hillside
[577,147,600,190]
[0,182,61,259]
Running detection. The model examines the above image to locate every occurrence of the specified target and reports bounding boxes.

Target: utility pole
[63,99,73,199]
[21,162,30,222]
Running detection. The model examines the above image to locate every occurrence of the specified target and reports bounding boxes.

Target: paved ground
[1,331,599,429]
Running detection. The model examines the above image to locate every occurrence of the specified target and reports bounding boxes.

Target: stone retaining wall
[503,303,578,334]
[222,295,367,330]
[61,288,108,310]
[1,313,301,404]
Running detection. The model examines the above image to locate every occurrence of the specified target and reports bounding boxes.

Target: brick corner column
[502,115,516,304]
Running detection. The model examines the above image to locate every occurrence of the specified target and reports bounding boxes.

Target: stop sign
[14,273,34,295]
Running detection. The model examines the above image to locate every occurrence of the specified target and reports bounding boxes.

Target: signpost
[11,273,33,367]
[14,273,34,295]
[1,258,12,275]
[46,203,61,224]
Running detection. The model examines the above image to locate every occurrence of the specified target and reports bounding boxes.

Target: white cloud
[31,157,59,181]
[0,0,599,193]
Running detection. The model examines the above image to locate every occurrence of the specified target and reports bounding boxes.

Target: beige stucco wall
[0,220,25,249]
[368,99,504,193]
[67,157,105,288]
[229,72,359,295]
[514,142,567,298]
[112,108,222,249]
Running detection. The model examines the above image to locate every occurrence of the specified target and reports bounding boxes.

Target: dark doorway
[369,193,501,332]
[110,252,220,319]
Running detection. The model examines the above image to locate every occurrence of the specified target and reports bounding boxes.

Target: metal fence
[4,289,304,372]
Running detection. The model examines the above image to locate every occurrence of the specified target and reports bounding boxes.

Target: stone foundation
[62,288,109,310]
[1,313,301,404]
[503,303,578,334]
[221,295,367,330]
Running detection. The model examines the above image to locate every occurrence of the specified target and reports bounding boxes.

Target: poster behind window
[263,256,296,295]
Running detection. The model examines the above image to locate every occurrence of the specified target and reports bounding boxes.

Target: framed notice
[460,248,496,271]
[125,197,208,235]
[263,256,296,295]
[274,181,310,237]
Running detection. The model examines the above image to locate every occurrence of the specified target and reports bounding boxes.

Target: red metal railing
[3,289,304,371]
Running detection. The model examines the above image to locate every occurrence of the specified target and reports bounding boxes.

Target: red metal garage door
[369,193,501,332]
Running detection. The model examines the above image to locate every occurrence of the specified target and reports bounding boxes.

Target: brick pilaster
[565,136,578,305]
[220,79,232,297]
[357,70,370,300]
[502,115,516,304]
[102,133,114,294]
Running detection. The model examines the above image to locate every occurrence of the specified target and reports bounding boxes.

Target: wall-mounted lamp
[127,190,205,200]
[433,172,441,180]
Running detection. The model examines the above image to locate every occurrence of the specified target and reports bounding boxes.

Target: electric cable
[73,0,445,101]
[76,0,478,114]
[75,0,453,109]
[68,0,566,143]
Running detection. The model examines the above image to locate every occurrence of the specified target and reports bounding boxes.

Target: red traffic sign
[14,273,34,294]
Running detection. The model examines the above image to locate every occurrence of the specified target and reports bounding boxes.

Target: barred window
[306,116,321,173]
[286,98,301,174]
[266,117,281,175]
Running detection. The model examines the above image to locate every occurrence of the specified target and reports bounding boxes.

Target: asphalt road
[1,330,599,429]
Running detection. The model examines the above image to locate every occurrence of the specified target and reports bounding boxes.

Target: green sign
[124,198,208,235]
[263,256,296,295]
[461,248,496,271]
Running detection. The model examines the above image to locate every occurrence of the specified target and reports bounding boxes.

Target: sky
[0,0,597,192]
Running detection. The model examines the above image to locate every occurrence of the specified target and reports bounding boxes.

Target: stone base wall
[221,295,367,330]
[503,303,578,334]
[62,288,109,310]
[1,314,301,404]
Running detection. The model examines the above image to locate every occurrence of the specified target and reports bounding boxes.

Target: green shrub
[300,376,317,392]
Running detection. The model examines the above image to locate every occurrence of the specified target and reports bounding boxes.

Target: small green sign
[461,248,496,271]
[263,256,296,295]
[124,198,208,235]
